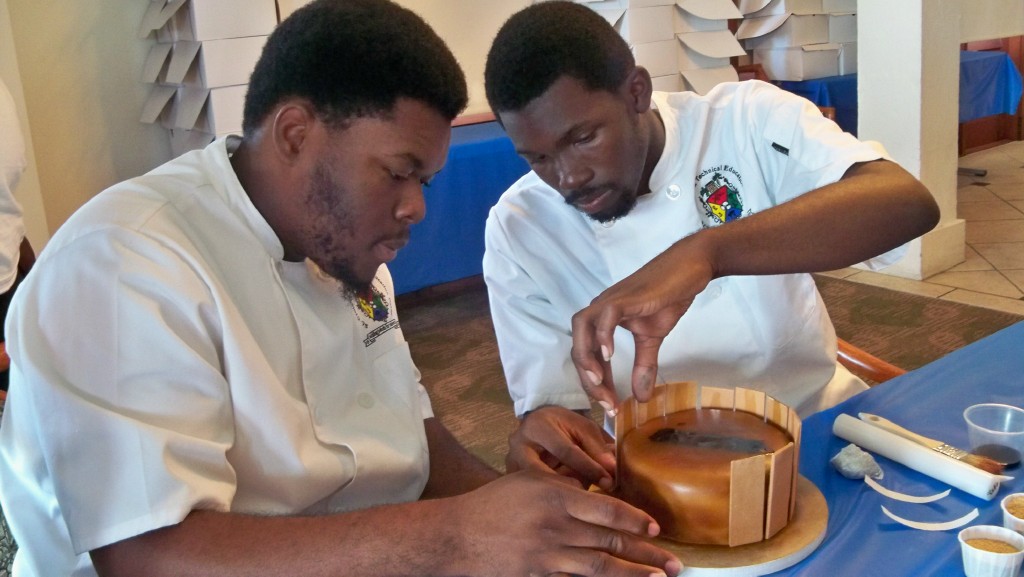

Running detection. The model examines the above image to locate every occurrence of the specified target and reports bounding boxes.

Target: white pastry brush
[858,413,1004,475]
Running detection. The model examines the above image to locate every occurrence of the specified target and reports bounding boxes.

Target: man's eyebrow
[389,152,446,180]
[514,121,590,157]
[553,121,595,149]
[390,152,424,170]
[560,121,593,141]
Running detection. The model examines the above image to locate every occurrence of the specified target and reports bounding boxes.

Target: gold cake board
[656,476,828,576]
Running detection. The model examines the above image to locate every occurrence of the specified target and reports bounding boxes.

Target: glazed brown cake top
[620,407,793,470]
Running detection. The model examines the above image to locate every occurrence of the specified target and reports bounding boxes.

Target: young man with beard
[482,1,940,488]
[0,2,683,576]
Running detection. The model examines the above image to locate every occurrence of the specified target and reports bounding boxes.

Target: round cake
[616,407,794,545]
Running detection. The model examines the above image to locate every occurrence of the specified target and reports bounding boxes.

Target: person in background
[0,2,682,576]
[0,78,34,391]
[481,1,940,489]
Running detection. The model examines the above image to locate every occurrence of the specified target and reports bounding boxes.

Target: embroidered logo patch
[355,285,390,322]
[696,166,748,225]
[350,277,400,347]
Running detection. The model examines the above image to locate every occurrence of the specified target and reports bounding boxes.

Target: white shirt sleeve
[749,82,905,269]
[8,227,237,555]
[483,209,592,417]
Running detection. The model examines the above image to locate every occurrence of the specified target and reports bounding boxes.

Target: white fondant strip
[880,505,979,531]
[863,476,950,503]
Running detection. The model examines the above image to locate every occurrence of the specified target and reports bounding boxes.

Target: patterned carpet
[400,274,1024,472]
[813,275,1024,372]
[399,282,516,472]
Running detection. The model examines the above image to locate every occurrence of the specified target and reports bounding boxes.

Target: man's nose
[395,181,426,225]
[556,155,594,191]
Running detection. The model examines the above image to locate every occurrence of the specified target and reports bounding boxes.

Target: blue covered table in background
[959,49,1024,123]
[776,74,859,135]
[388,121,528,295]
[776,50,1023,135]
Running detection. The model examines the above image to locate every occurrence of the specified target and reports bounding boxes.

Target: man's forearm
[90,502,465,577]
[90,418,497,576]
[688,159,939,279]
[420,416,501,498]
[91,465,682,577]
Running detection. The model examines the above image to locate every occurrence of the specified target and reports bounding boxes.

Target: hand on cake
[570,243,713,410]
[508,406,616,492]
[451,469,683,577]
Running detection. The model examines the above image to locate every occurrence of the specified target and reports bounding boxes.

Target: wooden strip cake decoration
[613,382,802,547]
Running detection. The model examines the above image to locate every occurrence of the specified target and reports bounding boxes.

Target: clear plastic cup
[963,404,1024,467]
[959,525,1024,577]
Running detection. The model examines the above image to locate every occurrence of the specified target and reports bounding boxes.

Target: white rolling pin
[832,413,1012,501]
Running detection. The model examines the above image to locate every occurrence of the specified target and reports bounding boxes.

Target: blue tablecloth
[776,74,859,136]
[388,121,528,295]
[777,50,1024,135]
[773,321,1024,575]
[960,50,1024,123]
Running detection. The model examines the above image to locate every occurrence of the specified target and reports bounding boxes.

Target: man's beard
[564,185,638,223]
[305,162,373,299]
[335,273,366,302]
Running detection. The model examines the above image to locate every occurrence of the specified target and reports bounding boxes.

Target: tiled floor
[821,140,1024,316]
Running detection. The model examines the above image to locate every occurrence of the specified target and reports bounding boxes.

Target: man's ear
[269,100,318,166]
[623,66,654,114]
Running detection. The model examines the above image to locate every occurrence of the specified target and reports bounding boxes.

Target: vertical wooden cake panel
[635,390,655,425]
[765,442,795,539]
[667,381,698,413]
[614,397,633,486]
[701,385,735,410]
[729,455,768,547]
[649,385,668,419]
[633,395,647,427]
[765,396,789,431]
[734,387,766,417]
[787,408,802,518]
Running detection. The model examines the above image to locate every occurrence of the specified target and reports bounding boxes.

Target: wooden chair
[735,63,770,82]
[837,338,906,385]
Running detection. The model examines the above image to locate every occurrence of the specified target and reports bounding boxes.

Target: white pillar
[858,0,965,280]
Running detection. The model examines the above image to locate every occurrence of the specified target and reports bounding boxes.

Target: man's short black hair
[485,1,635,114]
[243,0,467,135]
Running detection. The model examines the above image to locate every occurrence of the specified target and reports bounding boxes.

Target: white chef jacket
[0,136,433,576]
[484,81,904,419]
[0,79,26,293]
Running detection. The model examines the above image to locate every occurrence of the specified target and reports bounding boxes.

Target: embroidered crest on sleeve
[696,165,750,225]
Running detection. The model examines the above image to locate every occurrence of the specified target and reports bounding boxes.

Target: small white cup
[1003,493,1024,536]
[959,524,1024,577]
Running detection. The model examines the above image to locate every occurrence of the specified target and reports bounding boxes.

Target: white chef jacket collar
[204,135,286,261]
[646,92,681,197]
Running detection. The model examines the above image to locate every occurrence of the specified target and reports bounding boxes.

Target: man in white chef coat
[482,1,940,488]
[0,2,683,576]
